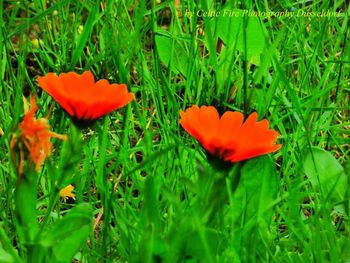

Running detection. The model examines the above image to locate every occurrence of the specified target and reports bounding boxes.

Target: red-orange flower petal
[180,105,282,163]
[11,96,67,173]
[180,105,221,154]
[37,71,134,122]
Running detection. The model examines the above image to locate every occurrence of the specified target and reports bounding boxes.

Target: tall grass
[0,0,349,262]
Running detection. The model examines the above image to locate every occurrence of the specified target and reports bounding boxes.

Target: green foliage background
[0,0,349,262]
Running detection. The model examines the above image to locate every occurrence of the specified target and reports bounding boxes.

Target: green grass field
[0,0,349,262]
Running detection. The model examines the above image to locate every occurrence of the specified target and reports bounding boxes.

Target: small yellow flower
[31,38,44,48]
[77,25,84,35]
[60,184,76,202]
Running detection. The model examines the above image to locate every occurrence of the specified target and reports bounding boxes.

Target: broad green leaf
[303,146,348,204]
[338,236,350,262]
[232,155,278,224]
[212,9,265,65]
[137,175,163,262]
[39,203,93,263]
[155,31,189,77]
[229,156,278,258]
[14,172,39,245]
[0,248,18,263]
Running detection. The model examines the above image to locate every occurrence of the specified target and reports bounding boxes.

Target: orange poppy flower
[37,71,134,123]
[10,96,67,174]
[180,105,282,163]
